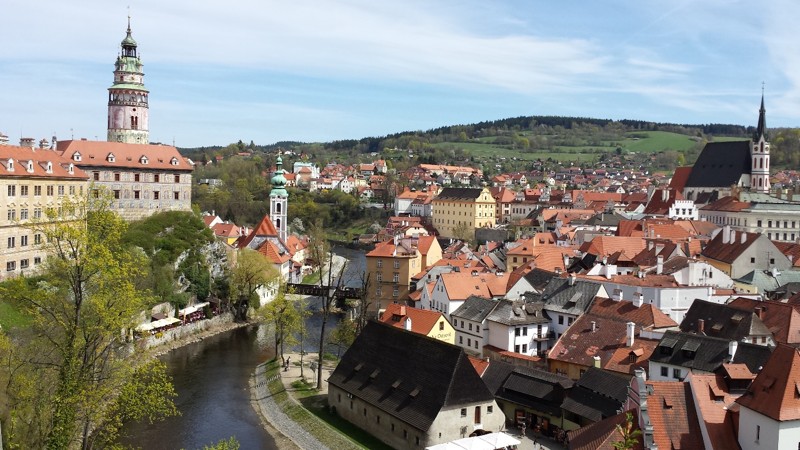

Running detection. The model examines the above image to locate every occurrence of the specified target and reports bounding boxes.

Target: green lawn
[623,131,700,153]
[0,300,32,330]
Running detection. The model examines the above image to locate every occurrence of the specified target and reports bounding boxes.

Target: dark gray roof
[435,187,485,200]
[680,299,772,340]
[562,368,631,421]
[496,365,573,416]
[486,299,550,326]
[450,295,500,322]
[649,330,772,374]
[522,267,558,291]
[540,278,603,315]
[327,321,494,431]
[684,141,752,188]
[584,212,624,227]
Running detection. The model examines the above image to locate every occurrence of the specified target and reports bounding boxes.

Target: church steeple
[270,156,289,242]
[107,16,149,144]
[754,89,767,142]
[750,90,770,194]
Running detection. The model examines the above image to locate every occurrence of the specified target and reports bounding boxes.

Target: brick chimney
[697,319,705,334]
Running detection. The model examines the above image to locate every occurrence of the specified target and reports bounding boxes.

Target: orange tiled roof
[579,236,647,258]
[237,214,279,249]
[737,344,800,421]
[56,140,193,171]
[588,297,677,329]
[728,298,800,345]
[258,240,291,264]
[468,355,491,376]
[686,373,740,450]
[440,272,509,300]
[0,145,88,180]
[212,222,240,238]
[646,381,704,450]
[379,304,445,336]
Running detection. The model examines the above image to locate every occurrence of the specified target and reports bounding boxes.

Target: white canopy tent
[426,432,520,450]
[136,317,180,333]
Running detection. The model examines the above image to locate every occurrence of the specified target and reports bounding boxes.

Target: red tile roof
[737,344,800,421]
[588,297,677,329]
[379,304,445,336]
[669,166,693,192]
[0,145,88,180]
[468,355,490,376]
[646,381,704,450]
[258,239,291,264]
[237,214,279,249]
[56,140,193,171]
[727,298,800,345]
[579,236,646,259]
[566,410,643,450]
[701,229,760,264]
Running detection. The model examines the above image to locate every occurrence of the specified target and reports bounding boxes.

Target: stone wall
[138,312,234,350]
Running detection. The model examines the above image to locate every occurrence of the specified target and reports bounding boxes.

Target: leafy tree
[452,221,474,244]
[612,412,643,450]
[0,196,178,449]
[199,436,240,450]
[230,249,279,321]
[328,318,357,359]
[259,286,305,364]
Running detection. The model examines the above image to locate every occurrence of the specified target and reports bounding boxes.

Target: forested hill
[178,115,800,170]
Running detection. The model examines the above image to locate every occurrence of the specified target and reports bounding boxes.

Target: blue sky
[1,0,799,148]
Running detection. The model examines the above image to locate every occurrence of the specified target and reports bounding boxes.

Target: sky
[2,0,800,148]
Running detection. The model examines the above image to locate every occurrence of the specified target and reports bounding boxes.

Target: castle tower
[107,17,149,144]
[270,156,289,242]
[750,92,770,193]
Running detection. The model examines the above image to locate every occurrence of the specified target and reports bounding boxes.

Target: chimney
[404,317,412,331]
[697,319,705,334]
[722,225,730,244]
[730,229,736,243]
[19,137,35,148]
[661,189,668,202]
[633,292,643,308]
[593,355,601,368]
[741,232,747,244]
[627,322,635,347]
[569,273,576,286]
[399,305,406,316]
[591,321,597,332]
[729,340,738,360]
[754,306,764,320]
[563,254,570,269]
[656,255,663,275]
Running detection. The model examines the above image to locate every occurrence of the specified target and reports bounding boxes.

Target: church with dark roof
[681,95,771,203]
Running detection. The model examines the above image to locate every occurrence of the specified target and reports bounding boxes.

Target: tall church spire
[754,86,767,142]
[750,90,770,194]
[107,16,149,144]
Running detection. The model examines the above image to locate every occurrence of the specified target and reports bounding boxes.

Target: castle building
[52,19,191,221]
[107,18,149,144]
[0,145,89,279]
[681,94,771,202]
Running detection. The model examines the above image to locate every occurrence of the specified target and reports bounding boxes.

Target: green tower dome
[270,156,288,197]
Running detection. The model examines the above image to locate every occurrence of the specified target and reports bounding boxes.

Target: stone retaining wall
[138,312,234,350]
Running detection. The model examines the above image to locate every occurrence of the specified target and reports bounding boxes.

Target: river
[120,246,366,449]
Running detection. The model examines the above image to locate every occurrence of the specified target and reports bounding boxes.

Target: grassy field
[0,300,31,330]
[432,130,709,163]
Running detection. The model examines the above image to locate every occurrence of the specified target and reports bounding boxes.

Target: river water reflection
[121,246,367,449]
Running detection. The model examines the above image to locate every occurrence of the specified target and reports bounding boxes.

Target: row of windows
[557,315,574,326]
[375,287,400,297]
[6,257,42,271]
[112,190,182,201]
[375,260,402,269]
[7,184,79,197]
[659,365,682,379]
[375,272,401,283]
[459,335,480,349]
[337,394,421,444]
[94,172,182,183]
[7,234,43,248]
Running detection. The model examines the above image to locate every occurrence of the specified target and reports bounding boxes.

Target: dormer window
[68,163,74,175]
[72,152,82,162]
[46,162,53,174]
[26,161,33,173]
[170,157,179,166]
[140,155,149,165]
[107,153,116,163]
[6,158,14,172]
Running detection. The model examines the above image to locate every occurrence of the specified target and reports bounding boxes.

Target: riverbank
[140,312,253,358]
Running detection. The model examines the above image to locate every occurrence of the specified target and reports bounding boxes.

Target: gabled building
[484,299,551,359]
[423,271,509,316]
[327,321,504,449]
[701,226,791,279]
[378,304,455,344]
[561,367,632,427]
[736,344,800,450]
[366,235,442,311]
[536,276,609,340]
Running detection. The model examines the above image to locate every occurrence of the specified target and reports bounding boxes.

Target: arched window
[276,218,281,229]
[276,203,281,213]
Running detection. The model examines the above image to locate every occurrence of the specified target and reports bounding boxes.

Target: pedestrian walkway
[251,360,328,450]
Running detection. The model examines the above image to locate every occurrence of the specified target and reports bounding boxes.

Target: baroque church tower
[270,156,288,242]
[107,17,149,144]
[750,93,770,193]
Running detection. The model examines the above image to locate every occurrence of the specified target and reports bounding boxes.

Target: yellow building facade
[431,187,495,240]
[0,145,90,279]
